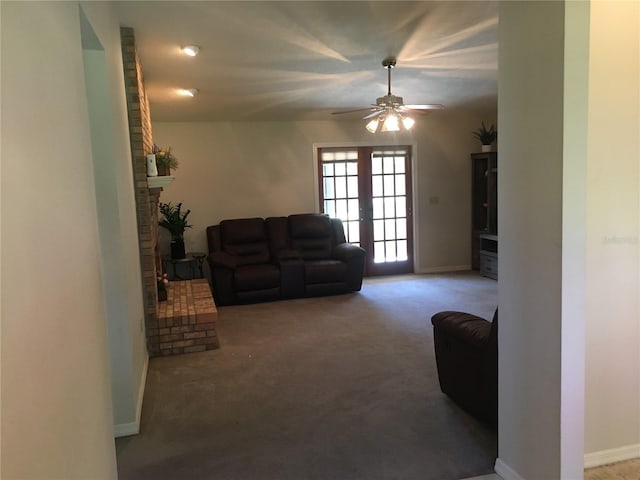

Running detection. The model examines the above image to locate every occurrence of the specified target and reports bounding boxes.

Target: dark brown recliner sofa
[431,309,498,428]
[206,213,366,306]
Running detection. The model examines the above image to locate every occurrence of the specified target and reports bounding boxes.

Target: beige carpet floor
[117,272,498,479]
[584,459,640,480]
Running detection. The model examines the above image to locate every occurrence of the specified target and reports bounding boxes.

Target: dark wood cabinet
[471,152,497,278]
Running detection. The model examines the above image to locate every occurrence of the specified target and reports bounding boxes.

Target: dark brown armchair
[431,309,498,428]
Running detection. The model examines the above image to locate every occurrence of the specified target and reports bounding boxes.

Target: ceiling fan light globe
[402,116,415,130]
[366,118,380,133]
[381,114,400,132]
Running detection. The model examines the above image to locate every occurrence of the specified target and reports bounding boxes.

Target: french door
[318,146,414,276]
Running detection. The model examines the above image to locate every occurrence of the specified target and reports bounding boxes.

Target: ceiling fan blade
[362,110,385,120]
[403,109,434,116]
[332,107,378,115]
[402,104,445,110]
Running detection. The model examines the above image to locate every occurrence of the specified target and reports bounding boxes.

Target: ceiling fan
[332,57,444,133]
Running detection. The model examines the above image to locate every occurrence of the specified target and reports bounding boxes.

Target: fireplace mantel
[147,175,175,189]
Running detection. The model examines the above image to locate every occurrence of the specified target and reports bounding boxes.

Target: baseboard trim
[584,443,640,468]
[493,445,640,477]
[113,420,138,437]
[419,265,472,274]
[494,458,525,480]
[114,353,149,438]
[460,474,503,480]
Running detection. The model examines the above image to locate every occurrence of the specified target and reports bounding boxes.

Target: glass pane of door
[370,150,410,269]
[319,149,360,246]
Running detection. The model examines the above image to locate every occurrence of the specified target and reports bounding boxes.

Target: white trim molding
[494,458,526,480]
[147,175,175,189]
[461,475,503,480]
[114,419,138,438]
[114,353,149,438]
[584,443,640,469]
[418,264,472,274]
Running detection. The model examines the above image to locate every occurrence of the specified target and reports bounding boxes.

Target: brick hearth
[152,279,219,356]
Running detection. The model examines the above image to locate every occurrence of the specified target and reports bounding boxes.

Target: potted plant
[472,122,497,152]
[159,202,192,259]
[152,144,179,176]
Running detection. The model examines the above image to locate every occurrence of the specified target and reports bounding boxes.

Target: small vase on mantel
[146,154,158,177]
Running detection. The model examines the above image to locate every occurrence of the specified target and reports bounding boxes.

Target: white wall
[153,107,495,273]
[1,2,116,478]
[497,1,565,478]
[498,1,640,479]
[1,1,147,477]
[584,0,640,464]
[561,1,589,476]
[80,2,149,435]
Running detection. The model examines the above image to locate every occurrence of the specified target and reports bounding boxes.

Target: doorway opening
[317,146,414,276]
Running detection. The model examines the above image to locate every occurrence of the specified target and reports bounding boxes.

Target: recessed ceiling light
[178,88,199,97]
[181,45,200,57]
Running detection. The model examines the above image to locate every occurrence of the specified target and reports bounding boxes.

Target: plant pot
[171,237,186,259]
[481,144,492,153]
[157,164,171,176]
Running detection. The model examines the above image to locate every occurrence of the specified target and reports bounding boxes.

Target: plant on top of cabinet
[472,122,497,152]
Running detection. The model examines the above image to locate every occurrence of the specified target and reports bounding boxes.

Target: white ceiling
[116,1,498,122]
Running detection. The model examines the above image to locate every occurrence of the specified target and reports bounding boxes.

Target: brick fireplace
[120,28,219,357]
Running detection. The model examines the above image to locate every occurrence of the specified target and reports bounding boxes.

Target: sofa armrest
[274,250,304,298]
[431,310,497,428]
[206,252,238,306]
[207,251,238,270]
[332,243,365,292]
[431,311,492,349]
[333,243,366,262]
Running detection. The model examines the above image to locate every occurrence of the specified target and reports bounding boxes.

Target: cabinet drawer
[480,253,498,280]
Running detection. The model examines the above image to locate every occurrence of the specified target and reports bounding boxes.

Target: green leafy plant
[159,202,192,239]
[152,144,179,170]
[472,122,497,145]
